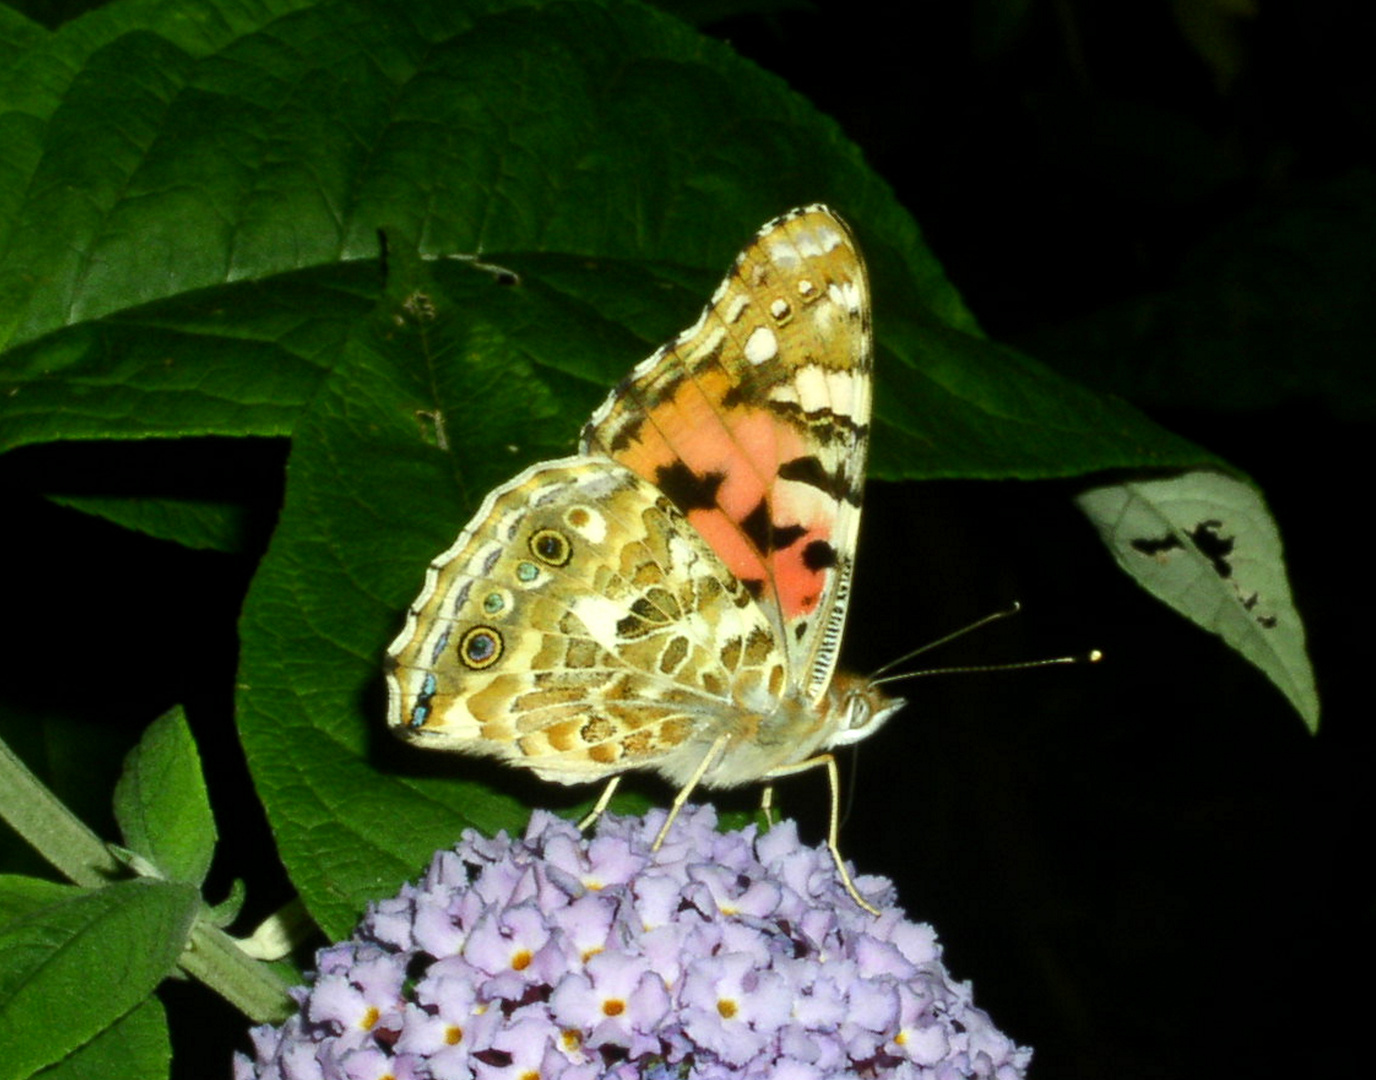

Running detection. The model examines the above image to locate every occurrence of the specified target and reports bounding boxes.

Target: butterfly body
[386,206,902,907]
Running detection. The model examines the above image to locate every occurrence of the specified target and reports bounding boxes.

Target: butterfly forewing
[581,205,873,703]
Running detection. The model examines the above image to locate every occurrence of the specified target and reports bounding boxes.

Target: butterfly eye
[529,528,573,567]
[458,626,504,669]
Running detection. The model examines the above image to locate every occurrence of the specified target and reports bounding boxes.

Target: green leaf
[870,315,1209,478]
[0,266,373,453]
[32,998,170,1080]
[0,878,197,1080]
[0,875,83,925]
[113,707,217,886]
[236,264,550,937]
[1076,471,1319,730]
[44,494,252,552]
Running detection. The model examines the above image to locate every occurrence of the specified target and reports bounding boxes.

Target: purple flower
[235,806,1030,1080]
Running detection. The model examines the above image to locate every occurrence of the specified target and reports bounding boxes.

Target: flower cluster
[235,806,1029,1080]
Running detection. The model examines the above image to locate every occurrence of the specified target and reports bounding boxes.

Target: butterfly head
[824,673,906,750]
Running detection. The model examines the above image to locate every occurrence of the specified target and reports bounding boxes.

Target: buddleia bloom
[235,806,1030,1080]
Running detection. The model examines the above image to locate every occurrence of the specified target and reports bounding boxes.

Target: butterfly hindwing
[386,457,790,787]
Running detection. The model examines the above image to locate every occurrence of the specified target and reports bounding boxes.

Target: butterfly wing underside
[387,206,889,910]
[385,458,792,787]
[581,205,873,703]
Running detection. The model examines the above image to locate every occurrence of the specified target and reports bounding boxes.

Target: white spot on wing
[793,365,861,413]
[571,595,625,649]
[768,382,801,406]
[829,280,863,313]
[795,224,844,258]
[793,365,829,411]
[723,292,750,323]
[565,506,606,543]
[745,326,779,366]
[765,240,802,269]
[690,325,726,359]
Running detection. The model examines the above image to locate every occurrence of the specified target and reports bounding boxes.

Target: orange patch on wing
[689,509,769,581]
[615,375,838,620]
[770,525,832,618]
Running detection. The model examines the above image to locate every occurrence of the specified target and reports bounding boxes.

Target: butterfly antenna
[867,602,1024,681]
[871,648,1103,687]
[870,602,1102,687]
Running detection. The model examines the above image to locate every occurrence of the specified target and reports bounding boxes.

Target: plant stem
[1,733,296,1023]
[0,736,121,887]
[182,920,296,1023]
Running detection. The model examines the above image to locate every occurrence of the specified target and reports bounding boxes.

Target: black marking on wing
[779,455,862,506]
[741,499,807,554]
[763,399,870,444]
[802,539,838,571]
[654,461,726,512]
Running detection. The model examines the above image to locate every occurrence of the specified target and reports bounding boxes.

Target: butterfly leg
[760,784,777,826]
[763,753,879,916]
[577,776,622,832]
[652,734,731,851]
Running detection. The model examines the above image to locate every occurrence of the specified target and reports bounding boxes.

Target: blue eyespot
[529,527,573,566]
[459,626,503,669]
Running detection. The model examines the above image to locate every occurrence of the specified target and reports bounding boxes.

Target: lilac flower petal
[771,1056,825,1080]
[547,891,615,963]
[902,1020,951,1066]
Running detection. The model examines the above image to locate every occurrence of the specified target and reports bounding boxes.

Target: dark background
[739,3,1367,1078]
[1,2,1368,1078]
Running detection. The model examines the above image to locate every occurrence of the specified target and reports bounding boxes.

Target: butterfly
[385,205,905,912]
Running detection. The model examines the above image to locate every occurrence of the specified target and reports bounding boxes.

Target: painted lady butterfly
[385,205,904,912]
